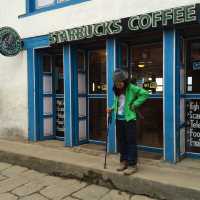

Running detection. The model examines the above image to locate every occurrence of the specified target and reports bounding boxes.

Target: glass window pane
[89,99,106,141]
[186,41,200,93]
[77,50,85,72]
[43,97,52,115]
[43,55,51,73]
[44,118,53,136]
[89,50,106,94]
[57,0,70,3]
[131,44,163,94]
[36,0,55,8]
[54,55,64,94]
[79,120,87,141]
[79,97,86,117]
[121,45,128,68]
[43,75,52,93]
[137,99,163,148]
[78,73,86,94]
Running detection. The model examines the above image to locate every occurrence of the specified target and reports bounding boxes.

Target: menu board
[56,98,64,135]
[186,100,200,147]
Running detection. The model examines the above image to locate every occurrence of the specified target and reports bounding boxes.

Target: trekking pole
[104,111,112,169]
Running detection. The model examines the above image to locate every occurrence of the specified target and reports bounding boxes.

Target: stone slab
[72,184,110,200]
[131,195,156,200]
[0,163,12,172]
[101,189,130,200]
[40,179,86,200]
[0,177,29,194]
[20,194,48,200]
[1,166,27,177]
[12,182,46,196]
[0,193,18,200]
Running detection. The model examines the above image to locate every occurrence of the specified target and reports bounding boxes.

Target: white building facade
[1,0,200,163]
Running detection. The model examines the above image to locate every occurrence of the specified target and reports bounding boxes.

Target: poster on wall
[186,100,200,147]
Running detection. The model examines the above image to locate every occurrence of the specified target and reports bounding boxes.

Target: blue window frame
[25,0,90,16]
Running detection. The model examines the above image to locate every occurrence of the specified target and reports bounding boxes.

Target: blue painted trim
[106,38,116,153]
[89,140,106,145]
[186,152,200,159]
[43,93,53,96]
[56,94,64,98]
[85,50,89,142]
[149,94,163,99]
[56,136,64,141]
[63,45,73,147]
[175,31,181,160]
[23,35,49,49]
[20,0,90,18]
[116,42,121,68]
[26,0,35,13]
[88,94,107,98]
[163,30,176,163]
[138,145,163,154]
[34,50,41,141]
[71,46,79,146]
[27,48,36,141]
[79,139,89,145]
[38,53,45,140]
[184,94,200,99]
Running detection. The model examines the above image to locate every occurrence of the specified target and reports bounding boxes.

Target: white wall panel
[0,51,28,139]
[1,0,199,38]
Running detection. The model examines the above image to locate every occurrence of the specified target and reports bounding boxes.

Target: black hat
[113,69,128,83]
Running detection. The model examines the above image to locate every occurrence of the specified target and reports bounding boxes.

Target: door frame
[87,49,107,144]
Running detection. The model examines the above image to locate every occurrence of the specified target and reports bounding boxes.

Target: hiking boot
[123,166,137,175]
[116,161,128,172]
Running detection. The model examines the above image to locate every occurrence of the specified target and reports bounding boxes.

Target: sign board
[0,27,22,57]
[186,100,200,147]
[192,61,200,70]
[49,4,200,44]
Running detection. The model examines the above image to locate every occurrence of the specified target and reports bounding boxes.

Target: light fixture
[138,64,145,68]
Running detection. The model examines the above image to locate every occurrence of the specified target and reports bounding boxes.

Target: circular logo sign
[0,27,22,57]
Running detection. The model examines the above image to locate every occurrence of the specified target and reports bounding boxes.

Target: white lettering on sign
[49,4,198,44]
[186,100,200,147]
[189,102,200,111]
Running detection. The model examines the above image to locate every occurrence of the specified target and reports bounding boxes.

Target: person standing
[107,69,149,175]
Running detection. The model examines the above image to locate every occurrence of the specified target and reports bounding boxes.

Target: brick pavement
[0,162,158,200]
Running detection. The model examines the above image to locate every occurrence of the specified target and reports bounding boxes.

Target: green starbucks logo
[0,27,22,57]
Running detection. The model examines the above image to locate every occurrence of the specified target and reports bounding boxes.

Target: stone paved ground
[0,162,158,200]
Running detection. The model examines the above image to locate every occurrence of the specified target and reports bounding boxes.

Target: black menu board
[186,100,200,147]
[56,98,64,136]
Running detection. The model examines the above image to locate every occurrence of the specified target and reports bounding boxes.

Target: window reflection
[186,41,200,93]
[89,99,106,141]
[131,44,163,148]
[137,99,163,148]
[89,50,106,94]
[131,44,163,94]
[54,55,64,94]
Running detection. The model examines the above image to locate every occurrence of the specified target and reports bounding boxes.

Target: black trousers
[116,120,137,166]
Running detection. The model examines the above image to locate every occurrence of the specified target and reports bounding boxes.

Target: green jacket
[112,83,149,121]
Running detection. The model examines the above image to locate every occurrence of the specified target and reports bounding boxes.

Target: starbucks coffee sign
[49,4,200,44]
[0,27,22,56]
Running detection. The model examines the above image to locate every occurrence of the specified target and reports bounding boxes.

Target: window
[27,0,90,14]
[186,40,200,93]
[36,0,71,9]
[131,44,163,94]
